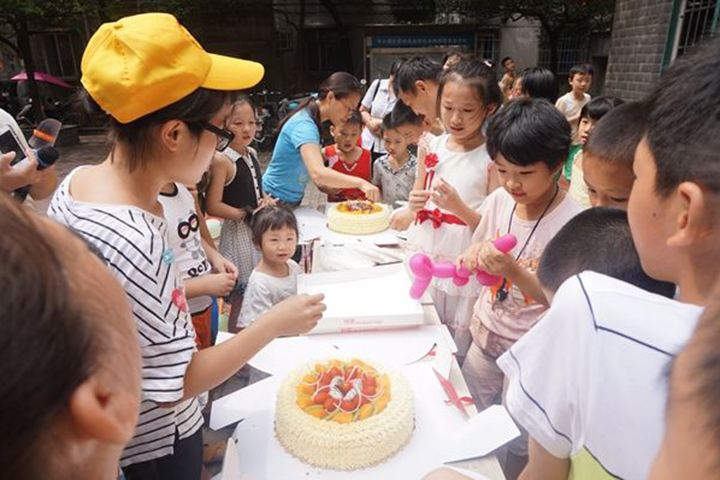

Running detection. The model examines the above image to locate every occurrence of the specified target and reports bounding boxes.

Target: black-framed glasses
[203,123,235,152]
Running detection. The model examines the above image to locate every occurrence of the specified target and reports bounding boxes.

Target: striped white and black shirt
[49,167,203,467]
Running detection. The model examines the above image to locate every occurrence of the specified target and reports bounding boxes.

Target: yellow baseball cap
[81,13,264,123]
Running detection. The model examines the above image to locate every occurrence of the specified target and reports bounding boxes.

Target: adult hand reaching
[360,181,381,203]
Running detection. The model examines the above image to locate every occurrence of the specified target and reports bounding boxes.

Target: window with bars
[538,34,589,75]
[666,0,719,65]
[476,29,499,65]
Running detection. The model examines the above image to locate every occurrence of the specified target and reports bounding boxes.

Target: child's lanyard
[496,186,559,302]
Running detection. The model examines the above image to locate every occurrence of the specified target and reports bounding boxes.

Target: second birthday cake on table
[327,200,391,235]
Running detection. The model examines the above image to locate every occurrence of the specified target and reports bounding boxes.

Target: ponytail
[276,72,362,135]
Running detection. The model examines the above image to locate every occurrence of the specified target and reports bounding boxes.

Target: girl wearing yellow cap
[263,72,380,205]
[48,13,325,479]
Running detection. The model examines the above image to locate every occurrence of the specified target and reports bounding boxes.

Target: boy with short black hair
[390,100,426,146]
[321,110,371,202]
[393,56,443,119]
[371,113,417,208]
[458,98,582,476]
[537,207,675,300]
[562,95,623,202]
[498,36,720,480]
[555,63,594,131]
[572,101,646,209]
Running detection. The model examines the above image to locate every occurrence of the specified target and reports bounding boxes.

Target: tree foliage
[0,0,102,120]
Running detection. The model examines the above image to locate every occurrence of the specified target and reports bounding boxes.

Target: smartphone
[0,127,27,166]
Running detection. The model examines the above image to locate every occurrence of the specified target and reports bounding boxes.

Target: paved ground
[43,135,327,476]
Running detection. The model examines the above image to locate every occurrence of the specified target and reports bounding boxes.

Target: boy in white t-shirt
[555,64,593,132]
[498,36,720,480]
[458,98,582,476]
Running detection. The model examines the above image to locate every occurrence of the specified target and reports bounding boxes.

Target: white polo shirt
[498,272,702,479]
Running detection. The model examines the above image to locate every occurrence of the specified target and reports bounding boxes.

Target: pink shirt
[470,188,582,341]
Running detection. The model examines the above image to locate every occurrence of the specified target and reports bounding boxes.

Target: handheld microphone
[29,118,62,149]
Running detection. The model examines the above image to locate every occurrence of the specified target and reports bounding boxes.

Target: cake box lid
[298,264,424,334]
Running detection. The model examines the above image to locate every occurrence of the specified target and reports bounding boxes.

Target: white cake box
[298,264,424,335]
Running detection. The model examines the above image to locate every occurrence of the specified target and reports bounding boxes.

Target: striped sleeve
[49,189,196,404]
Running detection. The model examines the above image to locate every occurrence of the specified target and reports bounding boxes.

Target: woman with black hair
[263,72,380,206]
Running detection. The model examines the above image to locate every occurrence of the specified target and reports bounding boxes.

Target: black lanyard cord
[496,185,560,301]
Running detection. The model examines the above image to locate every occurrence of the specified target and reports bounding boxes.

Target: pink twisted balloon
[408,234,517,300]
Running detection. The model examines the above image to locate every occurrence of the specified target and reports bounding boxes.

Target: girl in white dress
[405,58,502,357]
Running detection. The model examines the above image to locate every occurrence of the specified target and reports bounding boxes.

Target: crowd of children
[2,9,720,480]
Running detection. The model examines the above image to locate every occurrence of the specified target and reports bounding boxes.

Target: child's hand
[360,182,380,202]
[210,253,238,280]
[264,293,326,336]
[476,241,519,279]
[390,208,415,231]
[259,194,277,209]
[205,272,237,297]
[408,189,432,213]
[431,179,463,214]
[457,242,483,271]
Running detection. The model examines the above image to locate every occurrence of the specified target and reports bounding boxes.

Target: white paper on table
[438,405,521,463]
[430,339,454,379]
[446,466,491,480]
[220,439,240,480]
[437,323,459,354]
[295,206,326,220]
[216,331,234,345]
[314,247,377,271]
[247,336,341,376]
[210,376,279,430]
[421,466,491,480]
[247,326,446,375]
[324,229,401,246]
[295,206,328,244]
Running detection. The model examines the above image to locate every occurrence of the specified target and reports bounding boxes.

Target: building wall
[498,18,541,72]
[605,0,675,100]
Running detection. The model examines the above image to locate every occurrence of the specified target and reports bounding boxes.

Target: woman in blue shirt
[263,72,380,205]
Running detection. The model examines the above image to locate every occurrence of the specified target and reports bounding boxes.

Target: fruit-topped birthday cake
[274,358,415,470]
[327,200,391,235]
